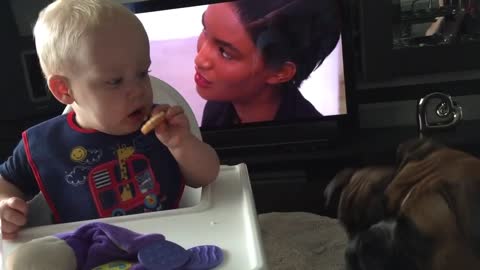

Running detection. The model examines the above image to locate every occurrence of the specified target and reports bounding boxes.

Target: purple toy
[6,222,224,270]
[138,240,191,270]
[56,222,166,270]
[184,245,224,270]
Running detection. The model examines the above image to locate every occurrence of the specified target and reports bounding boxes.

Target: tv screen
[124,0,355,162]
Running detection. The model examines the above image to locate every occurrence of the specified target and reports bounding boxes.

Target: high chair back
[27,76,202,226]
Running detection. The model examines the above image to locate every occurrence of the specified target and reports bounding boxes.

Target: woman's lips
[194,72,212,88]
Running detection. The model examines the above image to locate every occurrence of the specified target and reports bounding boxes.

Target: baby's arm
[146,105,220,187]
[170,134,220,188]
[0,175,28,240]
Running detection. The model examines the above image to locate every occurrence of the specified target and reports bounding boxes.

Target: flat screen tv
[122,0,357,163]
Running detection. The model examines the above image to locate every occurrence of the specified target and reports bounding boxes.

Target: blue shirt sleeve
[0,140,39,198]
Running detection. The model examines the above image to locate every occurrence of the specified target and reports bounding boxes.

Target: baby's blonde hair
[33,0,136,77]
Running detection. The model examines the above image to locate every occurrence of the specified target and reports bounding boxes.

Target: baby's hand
[0,197,28,240]
[147,105,191,149]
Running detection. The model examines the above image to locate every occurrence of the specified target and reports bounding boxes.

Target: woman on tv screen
[131,0,345,131]
[195,0,341,128]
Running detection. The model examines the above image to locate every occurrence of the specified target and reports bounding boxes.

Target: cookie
[141,112,165,135]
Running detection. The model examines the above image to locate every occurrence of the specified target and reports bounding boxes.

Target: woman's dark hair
[232,0,341,88]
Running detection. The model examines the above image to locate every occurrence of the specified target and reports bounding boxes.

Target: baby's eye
[106,78,123,86]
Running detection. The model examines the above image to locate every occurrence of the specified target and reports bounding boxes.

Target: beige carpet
[259,212,347,270]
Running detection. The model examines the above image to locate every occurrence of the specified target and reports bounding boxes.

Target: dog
[325,138,480,270]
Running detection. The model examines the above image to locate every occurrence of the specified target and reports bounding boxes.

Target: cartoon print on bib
[87,144,163,218]
[65,146,103,186]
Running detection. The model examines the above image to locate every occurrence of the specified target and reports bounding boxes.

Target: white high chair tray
[1,164,268,270]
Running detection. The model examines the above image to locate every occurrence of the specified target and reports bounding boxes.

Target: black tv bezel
[127,0,358,161]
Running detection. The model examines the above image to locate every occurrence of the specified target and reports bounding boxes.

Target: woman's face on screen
[194,3,277,103]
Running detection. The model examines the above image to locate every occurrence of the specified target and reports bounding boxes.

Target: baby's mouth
[128,107,146,120]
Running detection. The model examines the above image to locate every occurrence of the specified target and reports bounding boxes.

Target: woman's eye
[220,48,232,60]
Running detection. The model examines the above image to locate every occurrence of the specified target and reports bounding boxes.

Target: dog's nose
[345,221,396,270]
[345,238,361,270]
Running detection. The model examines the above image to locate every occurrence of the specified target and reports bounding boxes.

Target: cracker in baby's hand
[141,112,165,135]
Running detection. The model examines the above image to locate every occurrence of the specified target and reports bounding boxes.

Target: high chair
[1,76,267,270]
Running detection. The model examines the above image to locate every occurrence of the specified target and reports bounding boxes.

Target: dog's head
[326,138,480,270]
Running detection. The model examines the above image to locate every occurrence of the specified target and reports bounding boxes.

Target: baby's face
[68,14,153,135]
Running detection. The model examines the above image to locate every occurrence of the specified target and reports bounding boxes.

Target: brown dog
[325,138,480,270]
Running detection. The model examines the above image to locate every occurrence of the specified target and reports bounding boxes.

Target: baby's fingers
[151,104,170,116]
[1,200,27,240]
[5,197,28,215]
[1,205,27,226]
[2,231,19,240]
[1,219,22,239]
[165,106,184,120]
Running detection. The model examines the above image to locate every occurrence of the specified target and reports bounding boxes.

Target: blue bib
[23,112,184,223]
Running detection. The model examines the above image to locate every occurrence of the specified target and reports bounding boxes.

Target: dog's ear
[324,168,357,209]
[440,178,480,255]
[337,167,396,238]
[396,138,443,170]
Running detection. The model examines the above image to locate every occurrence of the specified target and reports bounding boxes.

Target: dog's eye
[438,184,456,214]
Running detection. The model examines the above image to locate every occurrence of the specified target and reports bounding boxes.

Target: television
[122,0,357,164]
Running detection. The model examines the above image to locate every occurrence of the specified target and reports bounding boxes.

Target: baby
[0,0,220,239]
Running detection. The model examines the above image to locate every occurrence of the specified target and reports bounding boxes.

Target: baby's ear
[5,236,77,270]
[47,75,74,105]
